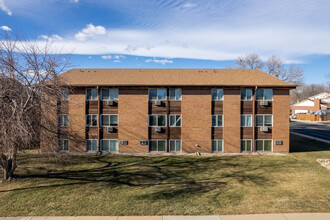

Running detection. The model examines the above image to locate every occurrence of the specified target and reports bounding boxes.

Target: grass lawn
[0,134,329,216]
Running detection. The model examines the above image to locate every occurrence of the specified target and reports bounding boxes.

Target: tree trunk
[0,152,17,180]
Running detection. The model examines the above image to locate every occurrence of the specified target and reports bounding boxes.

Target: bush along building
[41,69,296,154]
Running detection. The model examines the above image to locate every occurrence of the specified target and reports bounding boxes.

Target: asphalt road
[290,120,330,141]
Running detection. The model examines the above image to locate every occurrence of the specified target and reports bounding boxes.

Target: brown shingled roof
[58,69,296,87]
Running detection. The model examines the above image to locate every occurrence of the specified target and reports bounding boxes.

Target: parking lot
[290,119,330,142]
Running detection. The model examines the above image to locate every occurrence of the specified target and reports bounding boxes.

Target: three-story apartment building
[41,69,295,154]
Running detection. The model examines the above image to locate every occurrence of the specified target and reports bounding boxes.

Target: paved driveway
[290,120,330,141]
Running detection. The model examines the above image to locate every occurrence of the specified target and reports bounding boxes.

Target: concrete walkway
[1,213,330,220]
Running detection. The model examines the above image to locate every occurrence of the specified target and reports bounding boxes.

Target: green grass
[0,134,330,216]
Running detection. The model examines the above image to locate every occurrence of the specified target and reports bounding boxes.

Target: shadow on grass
[290,133,330,152]
[1,156,272,200]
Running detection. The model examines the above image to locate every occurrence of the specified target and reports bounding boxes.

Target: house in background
[41,69,295,154]
[291,92,330,114]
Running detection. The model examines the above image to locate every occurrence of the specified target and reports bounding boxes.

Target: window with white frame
[241,114,252,127]
[62,89,69,101]
[148,89,167,100]
[101,139,118,151]
[255,139,272,151]
[86,88,98,101]
[256,89,273,101]
[58,139,69,151]
[86,139,98,151]
[211,89,224,101]
[149,140,166,152]
[169,88,181,101]
[212,140,223,152]
[169,140,181,152]
[101,88,118,100]
[101,114,118,127]
[169,115,181,127]
[86,114,98,127]
[58,114,69,127]
[255,114,272,127]
[212,115,223,127]
[149,115,166,127]
[241,139,252,152]
[241,89,252,101]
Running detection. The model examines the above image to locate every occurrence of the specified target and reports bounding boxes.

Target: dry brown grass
[0,134,329,216]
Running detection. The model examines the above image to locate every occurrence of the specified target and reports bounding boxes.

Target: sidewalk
[291,119,330,126]
[1,213,330,220]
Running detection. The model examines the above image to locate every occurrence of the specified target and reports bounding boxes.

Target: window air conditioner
[106,127,114,132]
[154,127,162,132]
[260,126,268,132]
[106,100,114,106]
[261,101,268,106]
[155,100,162,106]
[120,140,128,145]
[140,140,148,145]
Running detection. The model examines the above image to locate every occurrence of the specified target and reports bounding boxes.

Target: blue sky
[1,0,330,84]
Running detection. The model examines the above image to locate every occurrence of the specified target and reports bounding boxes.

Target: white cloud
[75,24,106,41]
[0,25,11,31]
[146,58,173,65]
[113,55,126,59]
[0,0,12,15]
[25,70,47,77]
[182,3,197,8]
[10,1,330,63]
[25,25,330,62]
[113,60,121,63]
[41,34,63,41]
[101,55,112,60]
[70,0,78,3]
[101,54,126,60]
[88,56,92,59]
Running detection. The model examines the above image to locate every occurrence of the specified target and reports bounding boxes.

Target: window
[86,139,98,151]
[169,89,181,101]
[212,115,223,127]
[255,115,273,127]
[211,89,224,101]
[58,114,69,127]
[212,140,223,152]
[169,115,181,127]
[241,89,252,101]
[241,114,252,127]
[149,140,166,152]
[256,89,273,101]
[241,140,252,152]
[255,139,272,151]
[58,139,69,151]
[101,88,118,100]
[149,89,167,100]
[62,89,69,101]
[149,115,166,127]
[86,88,98,101]
[169,140,181,152]
[101,114,118,127]
[101,139,118,152]
[86,114,98,127]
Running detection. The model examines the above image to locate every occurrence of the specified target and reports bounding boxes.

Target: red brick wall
[181,88,212,152]
[223,89,241,153]
[273,89,290,153]
[118,89,149,152]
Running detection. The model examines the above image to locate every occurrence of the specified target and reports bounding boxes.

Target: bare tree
[290,83,329,105]
[266,55,303,84]
[234,53,304,84]
[0,32,71,180]
[236,53,264,70]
